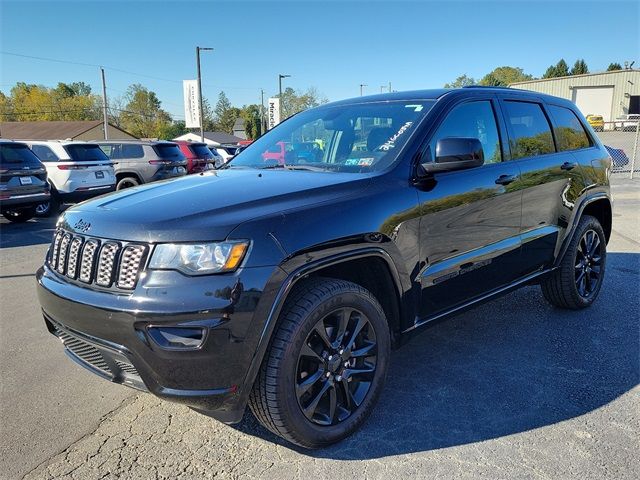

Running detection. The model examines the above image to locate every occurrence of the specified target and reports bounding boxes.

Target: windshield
[229,100,434,172]
[64,144,110,162]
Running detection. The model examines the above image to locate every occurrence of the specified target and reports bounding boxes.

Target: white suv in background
[26,141,116,216]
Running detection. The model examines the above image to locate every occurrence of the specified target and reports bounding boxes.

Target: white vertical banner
[183,80,201,128]
[267,97,280,130]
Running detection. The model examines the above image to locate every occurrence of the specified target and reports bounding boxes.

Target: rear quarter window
[64,144,110,162]
[30,145,59,162]
[119,144,145,158]
[548,105,592,151]
[504,101,555,159]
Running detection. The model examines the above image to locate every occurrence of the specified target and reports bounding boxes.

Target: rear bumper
[0,192,50,211]
[57,185,114,203]
[36,263,282,421]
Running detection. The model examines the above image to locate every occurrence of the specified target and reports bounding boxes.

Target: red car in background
[174,141,214,174]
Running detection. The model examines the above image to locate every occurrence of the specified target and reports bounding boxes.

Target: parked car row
[0,138,251,221]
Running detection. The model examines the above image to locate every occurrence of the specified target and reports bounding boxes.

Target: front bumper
[36,262,282,421]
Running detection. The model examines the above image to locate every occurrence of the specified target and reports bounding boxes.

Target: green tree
[212,91,240,134]
[555,59,569,76]
[542,65,557,78]
[241,104,262,139]
[6,82,100,121]
[479,66,532,86]
[157,120,187,140]
[607,62,623,71]
[570,59,589,75]
[444,74,476,88]
[279,86,327,119]
[119,84,172,138]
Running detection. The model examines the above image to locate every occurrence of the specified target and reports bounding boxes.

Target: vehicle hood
[59,169,372,242]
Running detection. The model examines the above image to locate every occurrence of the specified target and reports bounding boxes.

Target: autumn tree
[119,84,172,138]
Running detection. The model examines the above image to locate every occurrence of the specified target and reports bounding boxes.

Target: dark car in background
[174,141,214,174]
[37,88,612,448]
[97,141,187,190]
[0,140,50,222]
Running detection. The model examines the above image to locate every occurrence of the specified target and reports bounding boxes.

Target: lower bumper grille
[48,318,147,391]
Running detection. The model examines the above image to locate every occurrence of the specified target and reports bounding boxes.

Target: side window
[503,101,555,159]
[430,100,502,164]
[30,145,59,162]
[119,144,144,158]
[548,105,591,151]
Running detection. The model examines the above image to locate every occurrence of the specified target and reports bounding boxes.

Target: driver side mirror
[419,137,484,174]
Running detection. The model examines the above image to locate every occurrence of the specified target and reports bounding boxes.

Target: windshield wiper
[259,164,330,172]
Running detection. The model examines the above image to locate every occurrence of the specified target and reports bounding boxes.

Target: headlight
[149,241,249,275]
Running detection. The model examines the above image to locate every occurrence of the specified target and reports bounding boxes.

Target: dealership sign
[267,97,280,130]
[183,80,201,128]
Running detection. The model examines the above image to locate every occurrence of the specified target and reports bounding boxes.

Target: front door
[416,97,522,320]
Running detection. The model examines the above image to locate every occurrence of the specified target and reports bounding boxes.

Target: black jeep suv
[37,88,612,448]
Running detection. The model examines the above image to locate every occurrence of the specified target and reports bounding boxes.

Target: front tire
[541,215,606,309]
[249,278,390,448]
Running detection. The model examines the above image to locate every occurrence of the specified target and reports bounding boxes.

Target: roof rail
[462,85,513,90]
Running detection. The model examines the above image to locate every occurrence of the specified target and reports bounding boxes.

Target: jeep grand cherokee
[37,87,612,448]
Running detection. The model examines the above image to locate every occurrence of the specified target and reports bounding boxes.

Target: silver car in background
[97,141,187,190]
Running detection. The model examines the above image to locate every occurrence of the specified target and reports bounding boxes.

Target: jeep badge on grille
[73,219,91,233]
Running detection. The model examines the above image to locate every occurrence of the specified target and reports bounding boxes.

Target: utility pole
[260,89,265,136]
[360,84,367,96]
[388,81,392,93]
[196,46,213,142]
[278,74,290,121]
[380,86,385,93]
[100,67,108,140]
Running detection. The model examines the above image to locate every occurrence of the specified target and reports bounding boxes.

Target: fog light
[147,327,206,350]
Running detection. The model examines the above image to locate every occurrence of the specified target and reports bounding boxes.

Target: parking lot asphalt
[1,177,638,480]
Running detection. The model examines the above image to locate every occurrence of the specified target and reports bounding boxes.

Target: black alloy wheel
[575,229,603,299]
[541,214,607,309]
[295,307,377,426]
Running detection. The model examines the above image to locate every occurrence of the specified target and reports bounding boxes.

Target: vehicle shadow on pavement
[0,216,58,248]
[231,252,640,459]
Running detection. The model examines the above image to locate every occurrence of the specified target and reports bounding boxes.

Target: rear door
[497,97,584,275]
[416,95,523,319]
[62,144,115,187]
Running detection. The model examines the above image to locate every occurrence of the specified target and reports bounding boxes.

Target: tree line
[444,60,630,88]
[0,82,326,140]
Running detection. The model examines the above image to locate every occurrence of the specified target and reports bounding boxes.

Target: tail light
[57,165,88,170]
[149,159,173,165]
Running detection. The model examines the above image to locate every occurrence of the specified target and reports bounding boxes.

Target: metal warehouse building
[510,70,640,123]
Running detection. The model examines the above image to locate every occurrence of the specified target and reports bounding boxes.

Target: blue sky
[1,0,638,120]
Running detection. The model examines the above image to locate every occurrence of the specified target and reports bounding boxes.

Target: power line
[1,51,262,91]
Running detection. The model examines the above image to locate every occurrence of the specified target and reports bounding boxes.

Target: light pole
[196,46,213,142]
[278,74,290,98]
[360,83,367,96]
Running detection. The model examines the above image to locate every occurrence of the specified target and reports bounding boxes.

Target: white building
[510,70,640,123]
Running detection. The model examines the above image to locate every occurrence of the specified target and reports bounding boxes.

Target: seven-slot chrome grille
[48,229,148,290]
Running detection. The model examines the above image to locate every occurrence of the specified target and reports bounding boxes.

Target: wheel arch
[556,193,612,267]
[116,172,143,184]
[236,248,407,417]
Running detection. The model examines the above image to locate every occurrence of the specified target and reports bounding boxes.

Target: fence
[595,121,639,178]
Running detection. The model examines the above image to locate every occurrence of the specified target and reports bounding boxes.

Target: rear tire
[3,206,36,223]
[541,215,606,309]
[249,277,390,448]
[35,195,59,217]
[116,176,139,190]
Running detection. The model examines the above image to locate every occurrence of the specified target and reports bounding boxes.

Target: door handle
[561,161,578,171]
[495,174,517,186]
